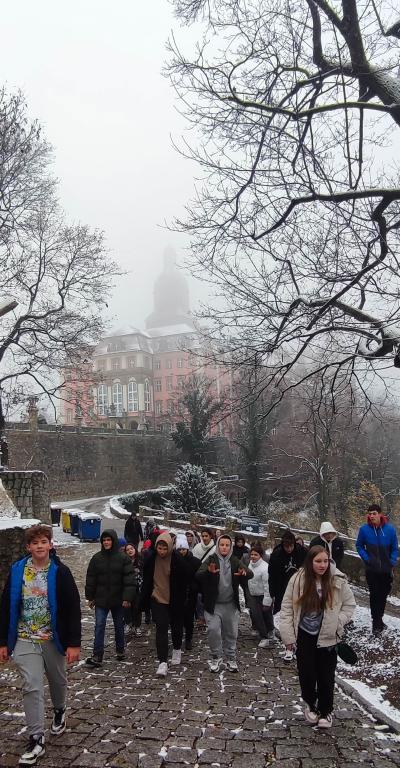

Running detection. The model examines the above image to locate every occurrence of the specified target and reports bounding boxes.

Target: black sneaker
[19,735,45,765]
[51,707,66,735]
[116,652,126,661]
[85,656,103,667]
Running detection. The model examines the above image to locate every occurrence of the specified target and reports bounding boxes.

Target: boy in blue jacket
[356,504,398,634]
[0,525,81,766]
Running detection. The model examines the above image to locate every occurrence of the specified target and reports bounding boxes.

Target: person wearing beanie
[196,534,253,673]
[356,504,398,634]
[140,532,199,676]
[85,530,135,667]
[118,537,127,551]
[309,523,344,569]
[268,530,307,615]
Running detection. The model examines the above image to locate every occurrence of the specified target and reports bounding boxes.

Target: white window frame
[112,382,123,416]
[144,379,151,412]
[97,384,108,416]
[128,380,138,412]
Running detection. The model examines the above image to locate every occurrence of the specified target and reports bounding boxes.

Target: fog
[0,0,204,329]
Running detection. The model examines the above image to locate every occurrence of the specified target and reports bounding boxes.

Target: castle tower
[145,247,194,330]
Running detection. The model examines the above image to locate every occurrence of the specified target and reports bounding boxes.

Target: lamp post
[0,297,18,469]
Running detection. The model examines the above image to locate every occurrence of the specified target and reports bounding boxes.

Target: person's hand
[0,646,9,663]
[208,562,220,574]
[286,643,294,651]
[122,601,130,608]
[88,600,95,609]
[66,647,80,664]
[234,568,247,577]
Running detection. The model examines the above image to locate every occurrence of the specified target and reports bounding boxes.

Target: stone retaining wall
[0,527,27,594]
[1,470,51,524]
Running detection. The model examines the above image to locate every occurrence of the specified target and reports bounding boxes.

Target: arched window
[128,380,138,412]
[112,383,123,416]
[97,384,108,416]
[144,379,151,412]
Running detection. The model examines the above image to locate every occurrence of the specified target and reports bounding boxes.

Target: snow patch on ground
[342,679,400,726]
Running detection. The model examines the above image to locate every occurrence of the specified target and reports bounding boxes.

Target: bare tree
[172,374,226,465]
[0,89,119,430]
[168,0,400,396]
[232,355,279,512]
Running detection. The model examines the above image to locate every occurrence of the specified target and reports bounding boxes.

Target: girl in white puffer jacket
[248,545,275,648]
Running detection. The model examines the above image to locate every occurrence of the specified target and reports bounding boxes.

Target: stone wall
[0,526,27,594]
[1,470,51,524]
[5,427,183,500]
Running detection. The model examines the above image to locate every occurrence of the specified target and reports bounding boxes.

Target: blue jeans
[94,606,124,658]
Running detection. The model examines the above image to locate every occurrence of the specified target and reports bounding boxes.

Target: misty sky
[0,1,203,330]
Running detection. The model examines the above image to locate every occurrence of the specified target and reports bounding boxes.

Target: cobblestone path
[2,542,400,768]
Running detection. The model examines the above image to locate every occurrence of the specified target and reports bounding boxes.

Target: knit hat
[118,537,127,548]
[142,540,152,550]
[319,522,337,536]
[175,534,190,550]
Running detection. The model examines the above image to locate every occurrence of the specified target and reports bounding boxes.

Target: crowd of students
[0,502,398,764]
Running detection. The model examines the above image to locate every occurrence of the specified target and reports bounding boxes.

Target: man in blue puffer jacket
[356,504,398,634]
[0,524,81,766]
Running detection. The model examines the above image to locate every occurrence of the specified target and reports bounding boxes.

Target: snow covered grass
[338,605,400,716]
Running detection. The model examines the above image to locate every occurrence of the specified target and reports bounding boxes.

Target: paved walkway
[1,542,400,768]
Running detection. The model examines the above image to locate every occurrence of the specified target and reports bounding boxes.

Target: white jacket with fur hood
[279,568,356,648]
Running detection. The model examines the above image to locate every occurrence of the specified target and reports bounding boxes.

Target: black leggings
[296,628,337,717]
[151,599,184,662]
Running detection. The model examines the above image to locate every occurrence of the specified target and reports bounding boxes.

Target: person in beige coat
[280,545,355,729]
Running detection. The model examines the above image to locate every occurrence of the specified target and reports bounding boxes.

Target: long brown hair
[296,546,333,613]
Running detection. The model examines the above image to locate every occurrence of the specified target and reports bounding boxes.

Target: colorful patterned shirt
[17,558,52,642]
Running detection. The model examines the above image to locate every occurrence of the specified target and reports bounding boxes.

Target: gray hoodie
[216,535,234,604]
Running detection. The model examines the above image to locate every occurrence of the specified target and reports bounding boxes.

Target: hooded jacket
[309,535,344,568]
[196,536,253,614]
[140,534,200,612]
[356,515,398,574]
[85,529,135,608]
[280,568,356,648]
[0,556,81,655]
[248,558,272,606]
[268,541,307,611]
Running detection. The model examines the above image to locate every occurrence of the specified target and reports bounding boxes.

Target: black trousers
[366,571,392,630]
[184,590,197,644]
[248,595,274,638]
[123,591,142,628]
[151,598,184,662]
[296,628,337,717]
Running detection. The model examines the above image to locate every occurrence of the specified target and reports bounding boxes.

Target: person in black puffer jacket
[268,530,307,614]
[85,529,135,666]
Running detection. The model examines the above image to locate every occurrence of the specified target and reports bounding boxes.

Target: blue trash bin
[69,511,80,536]
[78,513,101,542]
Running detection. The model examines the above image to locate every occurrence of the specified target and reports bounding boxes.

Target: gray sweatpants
[13,638,67,737]
[204,602,240,660]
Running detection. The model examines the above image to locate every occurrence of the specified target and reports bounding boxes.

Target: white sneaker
[19,735,45,765]
[208,657,224,673]
[304,705,319,725]
[171,649,182,665]
[283,649,294,662]
[258,638,270,648]
[225,659,239,672]
[156,661,168,677]
[318,714,333,728]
